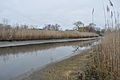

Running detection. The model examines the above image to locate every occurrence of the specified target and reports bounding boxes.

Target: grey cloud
[0,0,119,29]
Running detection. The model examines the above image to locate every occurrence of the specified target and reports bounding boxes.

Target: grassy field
[0,27,98,41]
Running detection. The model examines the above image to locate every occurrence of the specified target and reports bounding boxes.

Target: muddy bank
[13,49,95,80]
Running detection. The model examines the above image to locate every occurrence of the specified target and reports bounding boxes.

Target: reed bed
[83,30,120,80]
[0,27,98,41]
[82,0,120,79]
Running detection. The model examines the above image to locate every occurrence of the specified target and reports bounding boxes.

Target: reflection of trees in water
[0,55,9,63]
[0,51,23,62]
[0,40,96,57]
[0,40,98,62]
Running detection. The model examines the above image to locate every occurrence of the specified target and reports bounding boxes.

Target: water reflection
[0,41,94,55]
[0,40,98,80]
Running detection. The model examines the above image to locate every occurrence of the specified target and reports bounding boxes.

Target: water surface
[0,40,98,80]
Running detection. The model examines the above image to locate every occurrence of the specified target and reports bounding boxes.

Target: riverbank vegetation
[0,24,98,41]
[81,0,120,79]
[79,30,119,80]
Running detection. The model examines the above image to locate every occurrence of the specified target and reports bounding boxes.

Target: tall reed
[83,0,120,79]
[0,26,98,41]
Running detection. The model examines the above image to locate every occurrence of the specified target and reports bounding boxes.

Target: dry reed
[83,30,120,80]
[0,27,98,41]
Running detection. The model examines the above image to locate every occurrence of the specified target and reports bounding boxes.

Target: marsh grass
[0,27,98,41]
[82,0,120,79]
[82,30,120,80]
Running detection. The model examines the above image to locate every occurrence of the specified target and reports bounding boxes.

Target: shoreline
[0,37,98,48]
[0,40,99,80]
[13,49,94,80]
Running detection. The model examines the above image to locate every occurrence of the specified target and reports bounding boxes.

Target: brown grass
[85,30,120,80]
[0,27,98,41]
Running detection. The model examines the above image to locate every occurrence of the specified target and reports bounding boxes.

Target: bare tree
[43,24,61,31]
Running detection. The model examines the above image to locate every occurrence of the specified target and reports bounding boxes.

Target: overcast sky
[0,0,119,29]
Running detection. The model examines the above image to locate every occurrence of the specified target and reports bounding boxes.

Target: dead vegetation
[0,26,98,41]
[82,30,120,80]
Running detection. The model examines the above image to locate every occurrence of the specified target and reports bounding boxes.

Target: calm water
[0,40,98,80]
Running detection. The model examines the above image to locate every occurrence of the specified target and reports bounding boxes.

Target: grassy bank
[0,27,98,41]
